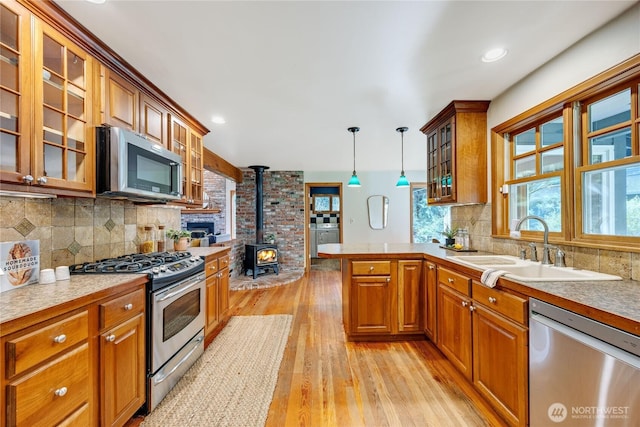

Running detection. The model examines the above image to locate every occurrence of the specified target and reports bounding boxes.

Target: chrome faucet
[515,215,552,265]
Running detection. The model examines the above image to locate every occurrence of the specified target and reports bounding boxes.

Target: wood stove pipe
[248,165,269,243]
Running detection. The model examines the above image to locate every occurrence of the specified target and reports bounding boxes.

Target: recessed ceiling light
[482,47,508,63]
[211,116,226,124]
[85,0,106,4]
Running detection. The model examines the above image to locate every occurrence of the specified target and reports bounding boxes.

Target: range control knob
[160,265,167,272]
[151,267,160,275]
[190,256,199,263]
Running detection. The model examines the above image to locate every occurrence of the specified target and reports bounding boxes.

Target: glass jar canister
[141,226,155,253]
[157,225,166,253]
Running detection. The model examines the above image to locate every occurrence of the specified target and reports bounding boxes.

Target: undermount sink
[448,255,622,282]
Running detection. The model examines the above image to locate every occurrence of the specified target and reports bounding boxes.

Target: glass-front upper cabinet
[32,20,95,192]
[170,116,189,203]
[189,131,203,206]
[0,0,31,184]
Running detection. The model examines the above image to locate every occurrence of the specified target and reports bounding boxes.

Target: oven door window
[163,288,201,342]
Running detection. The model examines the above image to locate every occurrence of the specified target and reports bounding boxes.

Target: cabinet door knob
[54,387,68,397]
[488,297,497,304]
[369,266,374,272]
[428,265,435,270]
[106,334,116,342]
[123,303,133,311]
[461,301,468,307]
[386,277,390,283]
[53,334,67,344]
[36,176,47,185]
[447,278,454,283]
[22,175,34,184]
[469,305,476,312]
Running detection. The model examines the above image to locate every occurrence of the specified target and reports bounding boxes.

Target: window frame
[491,54,640,250]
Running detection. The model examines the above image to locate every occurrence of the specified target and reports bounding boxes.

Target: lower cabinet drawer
[6,343,90,426]
[99,288,145,331]
[472,281,527,324]
[352,261,391,276]
[5,311,88,378]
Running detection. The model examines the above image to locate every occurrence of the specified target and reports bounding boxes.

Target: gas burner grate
[69,251,193,275]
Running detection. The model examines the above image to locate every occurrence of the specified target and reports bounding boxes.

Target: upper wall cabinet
[170,114,203,206]
[0,0,96,196]
[101,65,138,131]
[420,101,490,205]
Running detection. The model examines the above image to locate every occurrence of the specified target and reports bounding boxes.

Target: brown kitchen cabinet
[472,282,528,427]
[203,251,231,340]
[422,261,437,342]
[140,93,168,149]
[2,310,92,426]
[0,3,96,196]
[346,259,423,339]
[420,100,490,204]
[437,267,473,380]
[100,66,138,131]
[98,287,146,427]
[437,266,528,427]
[170,115,204,207]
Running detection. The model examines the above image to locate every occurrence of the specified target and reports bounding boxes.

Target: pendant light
[347,127,361,187]
[396,127,410,187]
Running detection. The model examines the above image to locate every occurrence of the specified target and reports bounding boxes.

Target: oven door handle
[153,334,204,385]
[157,276,203,302]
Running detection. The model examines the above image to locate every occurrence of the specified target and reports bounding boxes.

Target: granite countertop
[0,273,147,329]
[188,245,230,258]
[318,242,640,334]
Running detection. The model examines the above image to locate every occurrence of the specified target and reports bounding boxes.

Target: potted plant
[441,226,460,247]
[264,233,276,244]
[167,229,191,251]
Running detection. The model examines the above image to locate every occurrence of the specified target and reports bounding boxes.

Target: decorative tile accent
[14,218,35,236]
[67,240,82,256]
[104,218,116,232]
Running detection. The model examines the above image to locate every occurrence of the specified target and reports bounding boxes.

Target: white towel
[480,268,508,288]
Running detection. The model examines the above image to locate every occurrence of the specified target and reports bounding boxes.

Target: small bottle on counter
[141,225,155,253]
[157,225,166,253]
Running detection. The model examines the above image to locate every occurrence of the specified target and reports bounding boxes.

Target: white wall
[488,3,640,129]
[305,170,424,244]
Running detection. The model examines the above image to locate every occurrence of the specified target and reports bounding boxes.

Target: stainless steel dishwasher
[530,299,640,426]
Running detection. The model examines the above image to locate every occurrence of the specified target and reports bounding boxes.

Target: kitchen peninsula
[319,242,640,426]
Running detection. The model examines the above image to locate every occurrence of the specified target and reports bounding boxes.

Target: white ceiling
[56,0,634,172]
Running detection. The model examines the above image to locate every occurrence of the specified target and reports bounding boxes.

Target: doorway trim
[305,182,343,273]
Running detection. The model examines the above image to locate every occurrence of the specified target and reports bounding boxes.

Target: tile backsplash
[0,196,181,270]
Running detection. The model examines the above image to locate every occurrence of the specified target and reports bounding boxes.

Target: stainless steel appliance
[96,126,182,202]
[70,251,205,412]
[530,299,640,426]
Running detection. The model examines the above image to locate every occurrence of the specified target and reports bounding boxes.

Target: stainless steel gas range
[71,251,206,412]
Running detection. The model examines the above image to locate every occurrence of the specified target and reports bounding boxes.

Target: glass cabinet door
[33,21,93,191]
[438,119,454,201]
[0,1,31,183]
[426,131,439,201]
[170,117,188,202]
[189,132,203,206]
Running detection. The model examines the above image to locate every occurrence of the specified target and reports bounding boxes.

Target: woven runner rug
[141,315,292,427]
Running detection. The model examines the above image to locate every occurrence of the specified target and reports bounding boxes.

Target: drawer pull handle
[469,305,476,312]
[106,334,116,342]
[124,303,133,311]
[462,301,468,307]
[54,387,68,397]
[386,277,390,283]
[488,297,497,304]
[53,334,67,344]
[369,266,374,271]
[448,278,454,283]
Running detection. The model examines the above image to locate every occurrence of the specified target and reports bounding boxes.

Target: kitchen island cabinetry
[344,259,423,340]
[98,287,146,427]
[420,100,490,205]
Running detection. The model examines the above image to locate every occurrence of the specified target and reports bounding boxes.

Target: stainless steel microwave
[96,126,182,202]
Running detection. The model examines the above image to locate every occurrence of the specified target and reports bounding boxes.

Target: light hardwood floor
[230,270,507,427]
[128,269,507,426]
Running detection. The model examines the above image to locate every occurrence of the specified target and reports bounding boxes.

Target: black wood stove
[244,165,279,279]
